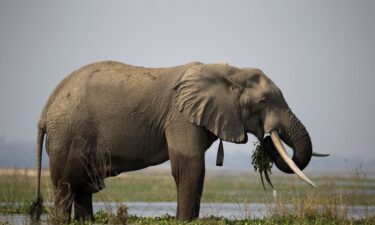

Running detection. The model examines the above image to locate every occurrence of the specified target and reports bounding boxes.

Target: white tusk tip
[309,181,318,188]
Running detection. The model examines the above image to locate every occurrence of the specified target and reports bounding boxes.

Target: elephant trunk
[264,111,312,174]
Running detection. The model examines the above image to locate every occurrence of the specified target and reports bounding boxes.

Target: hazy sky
[1,1,374,163]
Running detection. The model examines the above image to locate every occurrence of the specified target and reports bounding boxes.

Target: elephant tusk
[270,131,317,188]
[312,152,330,157]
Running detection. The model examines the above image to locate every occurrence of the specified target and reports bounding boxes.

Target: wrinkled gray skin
[32,61,312,221]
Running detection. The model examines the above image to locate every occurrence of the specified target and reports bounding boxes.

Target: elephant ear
[174,66,246,143]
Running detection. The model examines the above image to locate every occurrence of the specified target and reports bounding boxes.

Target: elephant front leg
[74,192,94,221]
[166,120,209,221]
[170,152,205,221]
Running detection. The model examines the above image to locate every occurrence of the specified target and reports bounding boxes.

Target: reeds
[266,165,374,220]
[0,166,374,224]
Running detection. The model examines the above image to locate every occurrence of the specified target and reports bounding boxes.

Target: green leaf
[251,142,273,174]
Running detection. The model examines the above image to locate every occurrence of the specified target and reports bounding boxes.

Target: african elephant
[30,61,326,222]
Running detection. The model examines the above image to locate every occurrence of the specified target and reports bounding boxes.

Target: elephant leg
[53,181,74,223]
[74,192,94,221]
[166,120,208,221]
[170,152,205,220]
[49,150,74,222]
[47,128,99,222]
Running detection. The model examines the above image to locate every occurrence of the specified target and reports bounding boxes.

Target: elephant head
[175,64,327,186]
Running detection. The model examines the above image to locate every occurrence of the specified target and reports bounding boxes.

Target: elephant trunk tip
[263,111,313,174]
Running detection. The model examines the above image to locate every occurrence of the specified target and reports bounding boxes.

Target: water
[95,202,374,219]
[1,202,374,224]
[94,202,266,219]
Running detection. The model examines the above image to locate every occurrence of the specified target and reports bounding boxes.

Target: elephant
[30,61,327,222]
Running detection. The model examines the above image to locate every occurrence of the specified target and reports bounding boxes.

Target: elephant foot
[50,203,72,224]
[74,192,94,221]
[51,183,74,224]
[177,207,200,221]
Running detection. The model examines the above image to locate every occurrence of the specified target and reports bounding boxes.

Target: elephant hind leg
[74,192,94,221]
[51,181,74,223]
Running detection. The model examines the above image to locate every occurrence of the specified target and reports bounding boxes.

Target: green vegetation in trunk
[251,141,274,190]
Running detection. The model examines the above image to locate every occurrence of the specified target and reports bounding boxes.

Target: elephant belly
[103,132,170,175]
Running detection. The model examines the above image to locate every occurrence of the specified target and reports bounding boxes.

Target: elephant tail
[30,125,45,221]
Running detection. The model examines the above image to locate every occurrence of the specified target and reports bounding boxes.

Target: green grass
[1,214,375,225]
[119,215,375,225]
[98,169,375,205]
[0,168,374,206]
[0,167,374,224]
[91,213,375,225]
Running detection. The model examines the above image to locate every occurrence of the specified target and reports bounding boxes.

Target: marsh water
[1,202,375,224]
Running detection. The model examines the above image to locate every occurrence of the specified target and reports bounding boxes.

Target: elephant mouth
[255,118,265,142]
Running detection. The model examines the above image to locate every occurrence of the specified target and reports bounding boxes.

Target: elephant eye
[259,98,267,104]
